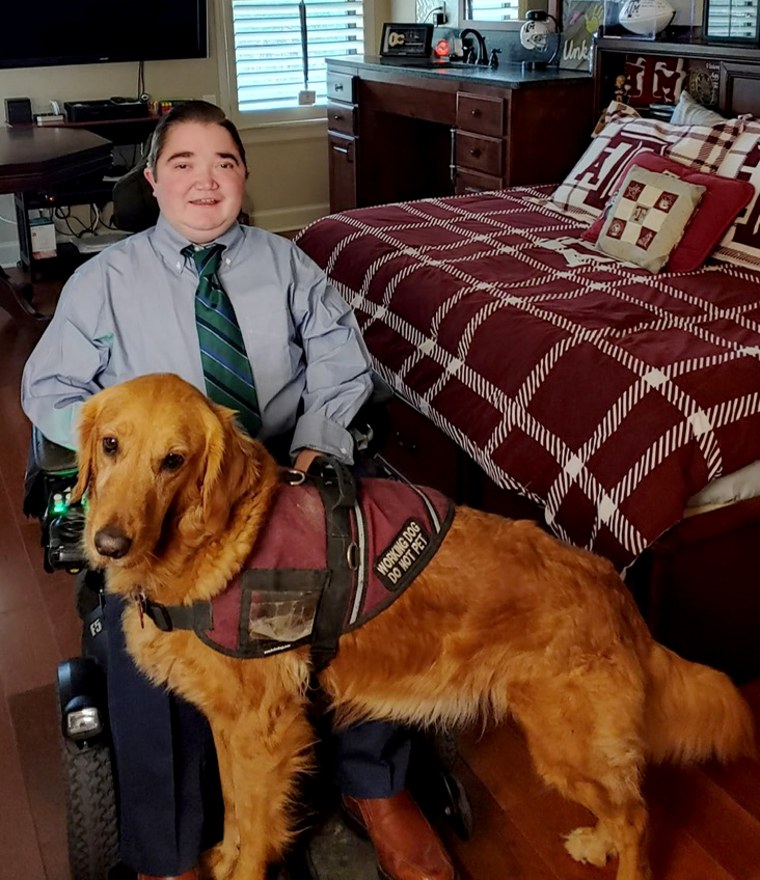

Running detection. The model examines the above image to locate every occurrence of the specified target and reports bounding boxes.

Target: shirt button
[176,261,181,270]
[226,258,231,265]
[340,447,347,455]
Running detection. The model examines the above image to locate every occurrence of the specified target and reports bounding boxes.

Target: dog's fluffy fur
[73,373,756,880]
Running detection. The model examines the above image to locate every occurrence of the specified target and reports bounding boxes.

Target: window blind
[464,0,521,20]
[232,0,364,113]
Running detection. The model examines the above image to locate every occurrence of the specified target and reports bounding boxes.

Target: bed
[295,108,760,683]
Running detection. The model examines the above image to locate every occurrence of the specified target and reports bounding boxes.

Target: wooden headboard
[721,61,760,116]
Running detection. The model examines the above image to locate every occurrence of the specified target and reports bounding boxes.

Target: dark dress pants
[104,597,411,875]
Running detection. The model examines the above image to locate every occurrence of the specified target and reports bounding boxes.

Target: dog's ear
[70,399,99,503]
[198,402,260,533]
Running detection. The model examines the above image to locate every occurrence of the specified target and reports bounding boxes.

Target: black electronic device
[380,23,434,58]
[0,0,207,70]
[4,97,33,125]
[64,99,152,124]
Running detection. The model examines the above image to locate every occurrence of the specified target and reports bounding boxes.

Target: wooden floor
[2,275,760,880]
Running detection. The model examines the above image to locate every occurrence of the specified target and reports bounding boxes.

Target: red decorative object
[624,53,686,107]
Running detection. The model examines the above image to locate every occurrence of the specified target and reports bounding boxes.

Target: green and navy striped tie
[183,243,262,436]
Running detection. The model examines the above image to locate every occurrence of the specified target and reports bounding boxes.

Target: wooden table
[0,124,112,327]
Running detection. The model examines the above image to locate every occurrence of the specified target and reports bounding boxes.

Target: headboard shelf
[593,32,760,117]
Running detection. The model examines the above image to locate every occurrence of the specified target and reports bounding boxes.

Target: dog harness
[142,460,453,670]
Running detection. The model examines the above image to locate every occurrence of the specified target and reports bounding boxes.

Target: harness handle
[307,455,357,509]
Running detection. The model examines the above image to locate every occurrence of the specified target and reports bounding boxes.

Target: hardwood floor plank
[0,603,61,698]
[0,696,47,880]
[9,684,70,880]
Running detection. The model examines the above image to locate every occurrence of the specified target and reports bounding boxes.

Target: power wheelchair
[24,421,473,880]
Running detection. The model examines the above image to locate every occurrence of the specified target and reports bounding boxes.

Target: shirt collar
[152,215,246,274]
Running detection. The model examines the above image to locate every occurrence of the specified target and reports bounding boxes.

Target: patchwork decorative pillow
[550,116,743,219]
[583,152,754,272]
[712,121,760,272]
[595,166,705,273]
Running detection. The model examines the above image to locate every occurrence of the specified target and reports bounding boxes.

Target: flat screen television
[0,0,207,70]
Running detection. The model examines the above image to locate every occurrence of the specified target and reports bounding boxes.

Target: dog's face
[72,373,257,574]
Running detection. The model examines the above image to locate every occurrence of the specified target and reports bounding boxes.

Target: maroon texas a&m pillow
[583,152,755,272]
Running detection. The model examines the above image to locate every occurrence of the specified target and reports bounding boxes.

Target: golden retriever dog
[73,373,756,880]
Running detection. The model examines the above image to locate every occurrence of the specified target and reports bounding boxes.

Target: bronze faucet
[460,28,488,65]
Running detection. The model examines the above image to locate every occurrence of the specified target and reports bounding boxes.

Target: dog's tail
[643,642,756,765]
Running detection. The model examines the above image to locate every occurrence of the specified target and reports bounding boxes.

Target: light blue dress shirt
[21,216,374,462]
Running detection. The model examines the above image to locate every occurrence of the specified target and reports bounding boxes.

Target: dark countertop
[326,55,592,88]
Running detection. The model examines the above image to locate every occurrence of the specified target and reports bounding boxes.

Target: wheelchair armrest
[30,425,77,474]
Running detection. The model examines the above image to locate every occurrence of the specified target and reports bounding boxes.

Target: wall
[1,0,391,267]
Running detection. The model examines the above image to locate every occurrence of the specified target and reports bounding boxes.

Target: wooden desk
[325,57,594,213]
[0,125,112,326]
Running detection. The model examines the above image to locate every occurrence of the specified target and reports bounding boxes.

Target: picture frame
[703,0,760,43]
[380,23,435,57]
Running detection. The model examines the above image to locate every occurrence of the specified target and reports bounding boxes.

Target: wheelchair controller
[42,473,88,573]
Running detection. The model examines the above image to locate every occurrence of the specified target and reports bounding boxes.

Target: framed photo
[380,23,434,57]
[703,0,760,43]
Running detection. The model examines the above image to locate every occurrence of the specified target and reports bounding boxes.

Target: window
[461,0,523,22]
[230,0,364,113]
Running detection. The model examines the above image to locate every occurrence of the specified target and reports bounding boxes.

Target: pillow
[582,152,755,272]
[592,99,641,136]
[712,120,760,271]
[670,90,726,127]
[596,166,705,273]
[550,115,744,219]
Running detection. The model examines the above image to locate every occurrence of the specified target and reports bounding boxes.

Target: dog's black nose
[94,526,133,559]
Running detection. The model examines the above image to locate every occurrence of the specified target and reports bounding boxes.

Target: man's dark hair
[146,100,248,176]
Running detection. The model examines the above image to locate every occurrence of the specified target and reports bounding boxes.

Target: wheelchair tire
[61,734,120,880]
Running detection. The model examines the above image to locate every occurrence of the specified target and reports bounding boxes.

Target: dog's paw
[563,825,617,867]
[201,842,239,880]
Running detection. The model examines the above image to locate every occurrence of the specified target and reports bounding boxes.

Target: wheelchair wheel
[61,732,120,880]
[57,658,119,880]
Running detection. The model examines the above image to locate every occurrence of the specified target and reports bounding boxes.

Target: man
[22,101,455,880]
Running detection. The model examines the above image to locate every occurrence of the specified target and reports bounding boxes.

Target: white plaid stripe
[297,186,760,565]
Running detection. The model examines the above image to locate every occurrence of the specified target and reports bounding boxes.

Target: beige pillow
[596,166,705,272]
[670,90,726,127]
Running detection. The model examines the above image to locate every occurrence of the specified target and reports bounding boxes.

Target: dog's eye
[102,437,118,455]
[162,453,185,472]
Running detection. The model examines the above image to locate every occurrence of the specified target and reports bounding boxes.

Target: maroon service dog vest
[143,467,453,668]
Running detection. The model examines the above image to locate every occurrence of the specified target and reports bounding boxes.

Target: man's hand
[293,448,322,473]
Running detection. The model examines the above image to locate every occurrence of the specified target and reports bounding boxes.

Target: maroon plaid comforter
[295,186,760,569]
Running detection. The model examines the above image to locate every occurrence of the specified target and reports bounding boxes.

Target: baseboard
[254,202,331,235]
[0,240,20,270]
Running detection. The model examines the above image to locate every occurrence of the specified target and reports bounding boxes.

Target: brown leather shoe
[137,870,198,880]
[342,790,456,880]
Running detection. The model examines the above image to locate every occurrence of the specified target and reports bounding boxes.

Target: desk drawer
[455,131,503,177]
[456,92,506,138]
[455,167,504,195]
[326,72,356,103]
[327,100,357,135]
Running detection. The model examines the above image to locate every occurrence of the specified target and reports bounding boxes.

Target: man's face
[144,121,247,244]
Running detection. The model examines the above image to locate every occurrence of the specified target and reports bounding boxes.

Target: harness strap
[141,597,213,633]
[308,456,357,672]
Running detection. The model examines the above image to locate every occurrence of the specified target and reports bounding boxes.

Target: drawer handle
[331,145,350,155]
[471,108,481,117]
[332,113,344,121]
[395,431,418,453]
[334,82,344,92]
[469,148,482,158]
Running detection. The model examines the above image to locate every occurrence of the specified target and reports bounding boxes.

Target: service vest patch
[142,475,454,664]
